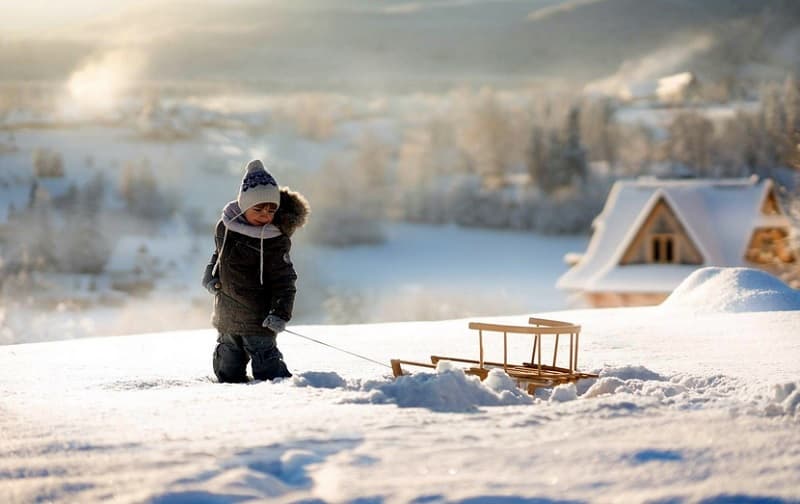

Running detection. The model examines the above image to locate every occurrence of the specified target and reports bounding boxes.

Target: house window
[651,234,676,263]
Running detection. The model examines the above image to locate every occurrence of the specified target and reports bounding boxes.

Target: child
[202,159,310,382]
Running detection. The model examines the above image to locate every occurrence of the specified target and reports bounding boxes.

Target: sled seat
[390,317,598,395]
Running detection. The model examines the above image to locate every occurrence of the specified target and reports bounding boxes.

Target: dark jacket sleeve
[268,237,297,322]
[201,251,218,288]
[201,221,224,288]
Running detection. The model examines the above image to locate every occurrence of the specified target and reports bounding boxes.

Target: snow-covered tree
[119,161,174,221]
[455,88,516,189]
[666,112,714,176]
[532,108,588,194]
[580,98,618,165]
[617,124,656,176]
[307,156,386,247]
[353,132,391,192]
[783,75,800,136]
[398,119,461,188]
[56,213,111,274]
[82,172,107,215]
[31,148,64,178]
[561,106,588,185]
[525,125,547,189]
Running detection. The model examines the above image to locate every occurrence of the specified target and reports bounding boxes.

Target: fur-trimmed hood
[220,187,311,240]
[273,187,311,237]
[210,188,309,283]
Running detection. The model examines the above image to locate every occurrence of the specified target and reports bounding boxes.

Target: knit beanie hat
[237,159,280,211]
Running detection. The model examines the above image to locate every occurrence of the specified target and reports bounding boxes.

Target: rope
[284,328,392,370]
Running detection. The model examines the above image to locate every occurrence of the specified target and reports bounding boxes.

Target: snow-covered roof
[557,176,790,293]
[620,72,696,102]
[655,72,695,101]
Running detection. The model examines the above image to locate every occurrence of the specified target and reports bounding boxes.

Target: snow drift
[662,267,800,313]
[2,303,799,503]
[347,361,533,412]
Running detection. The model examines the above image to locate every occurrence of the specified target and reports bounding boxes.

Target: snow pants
[213,332,292,383]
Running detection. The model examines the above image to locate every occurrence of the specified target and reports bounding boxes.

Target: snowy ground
[1,268,799,503]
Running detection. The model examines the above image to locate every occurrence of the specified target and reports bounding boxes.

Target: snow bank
[289,367,535,413]
[549,383,578,402]
[294,362,750,416]
[346,361,532,412]
[292,371,347,389]
[600,365,665,381]
[765,382,800,419]
[662,267,800,313]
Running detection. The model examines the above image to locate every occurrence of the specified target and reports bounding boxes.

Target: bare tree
[455,88,516,189]
[353,132,391,192]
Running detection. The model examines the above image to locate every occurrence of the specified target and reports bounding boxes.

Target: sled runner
[390,317,598,395]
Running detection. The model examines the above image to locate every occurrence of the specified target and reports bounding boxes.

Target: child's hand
[262,315,287,333]
[205,279,220,295]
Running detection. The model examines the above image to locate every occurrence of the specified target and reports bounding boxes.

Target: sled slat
[390,359,436,378]
[469,322,580,335]
[528,317,576,328]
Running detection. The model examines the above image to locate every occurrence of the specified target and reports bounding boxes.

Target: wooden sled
[390,317,598,395]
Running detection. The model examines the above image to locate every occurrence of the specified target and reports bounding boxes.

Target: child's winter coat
[202,188,310,335]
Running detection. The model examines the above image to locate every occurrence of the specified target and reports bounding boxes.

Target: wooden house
[557,176,796,308]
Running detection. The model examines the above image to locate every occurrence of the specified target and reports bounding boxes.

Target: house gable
[620,196,703,265]
[745,227,795,264]
[761,187,782,215]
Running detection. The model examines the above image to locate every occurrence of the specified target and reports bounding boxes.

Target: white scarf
[212,201,283,285]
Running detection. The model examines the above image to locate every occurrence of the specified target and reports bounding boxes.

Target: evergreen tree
[525,125,547,189]
[562,106,588,185]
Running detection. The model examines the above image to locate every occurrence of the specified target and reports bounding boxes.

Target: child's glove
[205,279,220,295]
[262,315,287,334]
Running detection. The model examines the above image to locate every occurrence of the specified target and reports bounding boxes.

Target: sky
[0,0,795,92]
[0,1,144,34]
[0,0,259,36]
[0,0,552,37]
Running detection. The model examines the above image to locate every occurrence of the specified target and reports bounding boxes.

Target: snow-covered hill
[1,268,799,503]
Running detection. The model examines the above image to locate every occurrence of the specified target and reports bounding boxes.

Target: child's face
[244,202,277,226]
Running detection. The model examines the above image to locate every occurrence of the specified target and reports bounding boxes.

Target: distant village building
[620,72,699,105]
[557,177,796,308]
